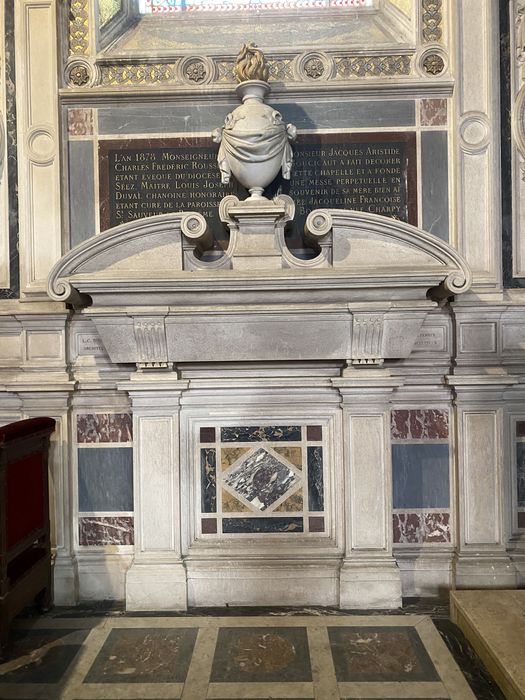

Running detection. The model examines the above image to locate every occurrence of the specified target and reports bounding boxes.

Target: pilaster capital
[118,375,189,410]
[446,373,519,403]
[332,369,404,408]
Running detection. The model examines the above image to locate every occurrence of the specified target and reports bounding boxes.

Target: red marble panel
[307,425,323,441]
[77,413,132,443]
[518,512,525,529]
[68,108,94,136]
[391,409,448,440]
[200,427,216,443]
[201,517,217,534]
[393,512,451,544]
[309,516,325,532]
[516,422,525,437]
[79,517,134,546]
[420,99,448,127]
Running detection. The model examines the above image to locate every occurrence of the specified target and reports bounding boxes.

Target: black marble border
[500,0,523,288]
[1,0,20,299]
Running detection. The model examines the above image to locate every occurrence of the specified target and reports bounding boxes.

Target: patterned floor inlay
[0,615,480,699]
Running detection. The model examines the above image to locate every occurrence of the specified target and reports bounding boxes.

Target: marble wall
[1,0,525,606]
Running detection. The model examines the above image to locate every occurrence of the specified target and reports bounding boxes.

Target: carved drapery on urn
[212,43,296,199]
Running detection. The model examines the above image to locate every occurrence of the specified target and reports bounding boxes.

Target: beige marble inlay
[222,489,251,512]
[274,488,304,512]
[273,446,303,469]
[221,447,250,471]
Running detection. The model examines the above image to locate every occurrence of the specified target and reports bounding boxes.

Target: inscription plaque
[99,133,417,246]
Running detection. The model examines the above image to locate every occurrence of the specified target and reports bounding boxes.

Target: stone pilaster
[119,375,189,611]
[19,388,78,605]
[333,369,403,609]
[447,375,519,588]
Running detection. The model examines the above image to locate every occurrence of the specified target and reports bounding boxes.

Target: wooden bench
[0,417,55,654]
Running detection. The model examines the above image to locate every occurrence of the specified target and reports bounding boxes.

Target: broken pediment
[47,201,470,369]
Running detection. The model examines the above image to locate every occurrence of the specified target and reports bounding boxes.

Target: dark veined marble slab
[201,448,217,513]
[307,446,324,511]
[223,448,297,511]
[221,426,302,442]
[517,442,525,506]
[222,517,303,534]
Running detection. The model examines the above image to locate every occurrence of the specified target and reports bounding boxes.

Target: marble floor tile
[0,612,500,700]
[84,628,198,683]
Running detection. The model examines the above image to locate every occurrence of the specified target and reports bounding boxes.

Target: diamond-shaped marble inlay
[224,448,298,511]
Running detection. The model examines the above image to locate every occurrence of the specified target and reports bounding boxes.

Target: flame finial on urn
[212,43,296,200]
[234,42,270,83]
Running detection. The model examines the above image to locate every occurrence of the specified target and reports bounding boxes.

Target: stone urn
[212,44,296,199]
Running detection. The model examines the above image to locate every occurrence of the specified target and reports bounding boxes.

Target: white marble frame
[179,383,344,607]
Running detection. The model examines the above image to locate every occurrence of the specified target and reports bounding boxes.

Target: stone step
[450,589,525,700]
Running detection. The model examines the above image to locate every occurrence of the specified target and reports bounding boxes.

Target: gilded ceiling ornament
[335,55,411,78]
[69,0,90,56]
[516,0,525,64]
[423,53,445,75]
[234,43,270,83]
[422,0,443,43]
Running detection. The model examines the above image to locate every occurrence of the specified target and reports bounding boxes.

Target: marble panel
[84,628,198,683]
[328,626,440,682]
[2,0,19,299]
[518,443,525,507]
[393,512,451,544]
[222,489,251,512]
[78,447,133,512]
[200,426,216,443]
[273,446,303,469]
[67,108,94,136]
[221,426,302,442]
[79,516,134,546]
[421,131,449,241]
[221,446,251,470]
[210,627,311,683]
[223,448,298,511]
[309,516,325,533]
[201,448,217,513]
[274,489,303,512]
[516,421,525,437]
[518,511,525,529]
[201,518,217,534]
[222,517,303,534]
[69,140,96,248]
[77,413,132,443]
[307,425,323,441]
[391,409,449,440]
[307,446,324,511]
[420,98,448,127]
[1,629,89,683]
[392,444,450,509]
[97,100,416,135]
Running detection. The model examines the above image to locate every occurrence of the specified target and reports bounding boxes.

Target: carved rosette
[65,58,97,88]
